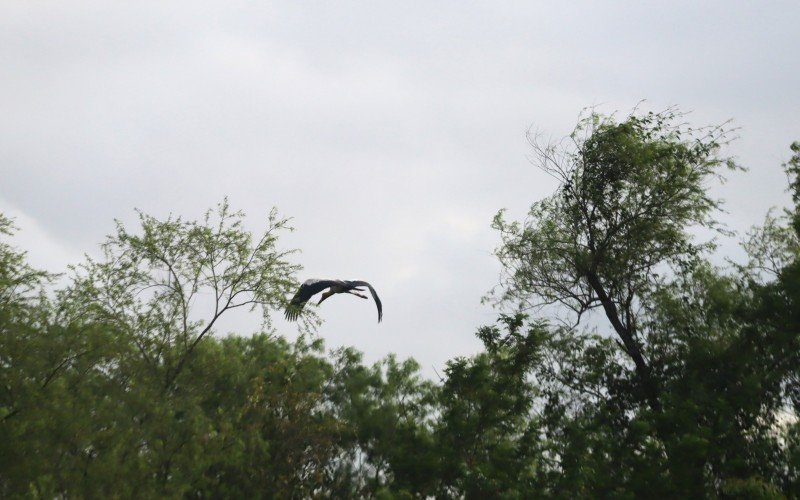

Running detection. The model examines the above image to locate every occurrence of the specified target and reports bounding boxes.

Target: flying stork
[284,279,383,322]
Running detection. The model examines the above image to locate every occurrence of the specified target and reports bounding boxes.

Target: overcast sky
[2,1,798,375]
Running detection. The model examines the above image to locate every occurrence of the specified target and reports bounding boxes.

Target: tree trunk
[585,271,661,412]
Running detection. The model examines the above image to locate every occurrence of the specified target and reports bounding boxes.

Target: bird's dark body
[284,279,383,322]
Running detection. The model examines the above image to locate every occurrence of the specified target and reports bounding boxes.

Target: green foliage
[784,141,800,235]
[2,121,799,498]
[434,315,546,498]
[490,110,800,496]
[492,109,737,315]
[60,199,303,392]
[0,204,437,498]
[491,109,740,419]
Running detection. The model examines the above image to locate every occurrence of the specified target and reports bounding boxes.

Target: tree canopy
[1,112,798,498]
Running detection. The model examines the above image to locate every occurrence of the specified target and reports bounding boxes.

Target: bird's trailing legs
[317,287,368,304]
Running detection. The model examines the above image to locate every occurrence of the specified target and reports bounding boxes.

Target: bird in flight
[284,279,383,322]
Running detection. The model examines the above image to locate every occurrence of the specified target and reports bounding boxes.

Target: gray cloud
[2,1,798,374]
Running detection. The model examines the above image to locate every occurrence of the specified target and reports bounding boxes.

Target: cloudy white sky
[2,1,798,374]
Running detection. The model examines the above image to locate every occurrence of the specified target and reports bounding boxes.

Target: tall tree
[491,108,737,412]
[60,199,302,391]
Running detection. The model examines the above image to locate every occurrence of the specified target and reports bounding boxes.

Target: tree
[433,315,546,498]
[60,199,302,391]
[0,202,442,498]
[491,108,737,412]
[3,120,798,497]
[491,110,800,495]
[0,213,49,422]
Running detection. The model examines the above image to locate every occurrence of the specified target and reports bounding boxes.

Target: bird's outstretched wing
[284,279,340,321]
[348,280,383,322]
